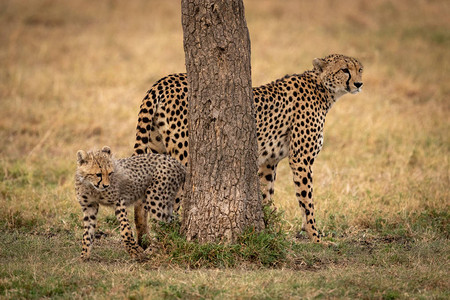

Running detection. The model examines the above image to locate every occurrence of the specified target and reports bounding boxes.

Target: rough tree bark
[181,0,264,243]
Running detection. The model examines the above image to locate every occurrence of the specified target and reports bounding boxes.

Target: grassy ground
[1,0,449,298]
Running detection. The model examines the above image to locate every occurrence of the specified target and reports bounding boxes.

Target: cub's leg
[115,201,144,258]
[79,202,99,260]
[172,187,184,221]
[145,186,174,223]
[134,201,149,249]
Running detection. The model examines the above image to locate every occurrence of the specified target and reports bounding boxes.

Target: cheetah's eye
[96,173,102,178]
[108,172,114,176]
[359,68,363,73]
[341,68,350,74]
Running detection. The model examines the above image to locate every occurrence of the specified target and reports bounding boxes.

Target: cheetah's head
[76,146,114,191]
[313,54,363,98]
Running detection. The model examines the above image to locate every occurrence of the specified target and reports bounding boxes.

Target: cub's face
[313,54,364,96]
[77,146,114,191]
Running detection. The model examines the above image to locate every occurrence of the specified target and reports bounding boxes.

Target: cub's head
[313,54,363,97]
[76,146,114,191]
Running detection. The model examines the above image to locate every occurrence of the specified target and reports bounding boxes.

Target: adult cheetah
[133,54,363,244]
[75,146,185,259]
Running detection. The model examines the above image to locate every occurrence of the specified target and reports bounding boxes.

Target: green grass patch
[148,218,290,268]
[1,227,448,299]
[0,204,448,298]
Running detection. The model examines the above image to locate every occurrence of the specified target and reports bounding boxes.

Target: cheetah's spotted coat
[133,54,363,243]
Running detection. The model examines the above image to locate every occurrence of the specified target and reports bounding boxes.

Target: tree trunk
[181,0,264,243]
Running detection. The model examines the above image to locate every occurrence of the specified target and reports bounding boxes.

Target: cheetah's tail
[133,89,165,156]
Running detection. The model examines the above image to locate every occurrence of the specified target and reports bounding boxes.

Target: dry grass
[0,0,449,298]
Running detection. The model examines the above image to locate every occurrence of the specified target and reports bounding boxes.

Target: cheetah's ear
[101,146,111,155]
[77,150,88,165]
[313,58,327,72]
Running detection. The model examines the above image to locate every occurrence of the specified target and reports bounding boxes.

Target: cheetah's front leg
[289,161,322,244]
[115,201,144,258]
[79,203,99,260]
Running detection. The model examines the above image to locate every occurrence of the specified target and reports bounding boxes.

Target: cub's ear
[101,146,111,155]
[77,150,88,165]
[313,58,327,72]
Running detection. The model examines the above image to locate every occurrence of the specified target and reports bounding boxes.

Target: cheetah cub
[75,146,185,260]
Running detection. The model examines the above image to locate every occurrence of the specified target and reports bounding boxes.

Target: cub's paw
[79,254,90,262]
[130,246,147,261]
[317,239,337,247]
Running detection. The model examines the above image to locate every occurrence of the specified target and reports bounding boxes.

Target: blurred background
[0,0,448,231]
